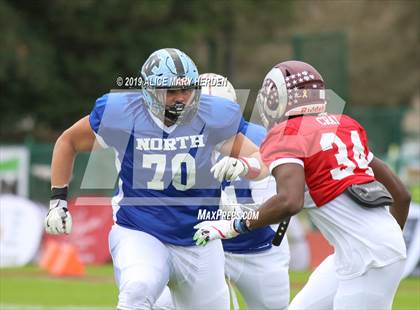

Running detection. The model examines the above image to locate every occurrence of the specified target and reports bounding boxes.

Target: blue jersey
[89,92,244,245]
[222,122,276,254]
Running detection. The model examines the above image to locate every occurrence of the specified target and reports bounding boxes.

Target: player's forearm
[51,131,77,187]
[383,182,410,230]
[50,116,98,188]
[370,157,411,229]
[247,193,303,230]
[389,200,410,230]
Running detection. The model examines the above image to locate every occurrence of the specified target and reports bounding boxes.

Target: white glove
[193,219,239,246]
[210,157,248,182]
[44,199,72,235]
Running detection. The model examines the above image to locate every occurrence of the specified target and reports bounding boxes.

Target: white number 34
[320,130,374,180]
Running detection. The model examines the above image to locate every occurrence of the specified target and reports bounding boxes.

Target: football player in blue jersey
[44,48,268,309]
[201,74,290,310]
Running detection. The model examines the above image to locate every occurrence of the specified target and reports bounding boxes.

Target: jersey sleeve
[89,94,108,133]
[89,94,109,147]
[242,123,267,147]
[260,122,308,173]
[206,97,246,145]
[88,92,135,149]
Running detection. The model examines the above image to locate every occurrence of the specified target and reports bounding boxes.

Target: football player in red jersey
[194,60,411,309]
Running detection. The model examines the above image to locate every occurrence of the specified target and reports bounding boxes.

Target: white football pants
[225,237,290,310]
[289,254,406,310]
[154,238,290,310]
[109,224,229,310]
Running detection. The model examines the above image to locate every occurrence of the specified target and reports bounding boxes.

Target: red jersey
[260,114,375,207]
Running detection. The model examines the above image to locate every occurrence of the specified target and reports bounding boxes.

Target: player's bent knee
[118,279,156,310]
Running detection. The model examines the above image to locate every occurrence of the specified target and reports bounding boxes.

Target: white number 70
[142,153,196,190]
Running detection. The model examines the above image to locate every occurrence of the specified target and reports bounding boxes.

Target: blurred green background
[1,0,418,142]
[1,0,418,202]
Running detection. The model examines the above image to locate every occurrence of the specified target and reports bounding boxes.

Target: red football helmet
[256,60,326,128]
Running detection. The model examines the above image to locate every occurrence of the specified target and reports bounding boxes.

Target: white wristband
[239,157,261,179]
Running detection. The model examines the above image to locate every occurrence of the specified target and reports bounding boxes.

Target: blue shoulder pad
[199,94,240,129]
[89,91,142,147]
[198,94,245,144]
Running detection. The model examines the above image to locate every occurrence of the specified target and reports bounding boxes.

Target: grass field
[1,265,419,309]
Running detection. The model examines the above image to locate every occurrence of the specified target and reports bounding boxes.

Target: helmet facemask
[140,48,201,125]
[256,69,288,129]
[143,84,201,125]
[257,61,327,129]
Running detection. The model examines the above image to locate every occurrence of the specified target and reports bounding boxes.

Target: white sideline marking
[1,304,113,310]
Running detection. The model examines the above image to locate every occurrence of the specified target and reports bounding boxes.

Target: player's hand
[44,199,72,235]
[211,157,248,182]
[193,220,239,246]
